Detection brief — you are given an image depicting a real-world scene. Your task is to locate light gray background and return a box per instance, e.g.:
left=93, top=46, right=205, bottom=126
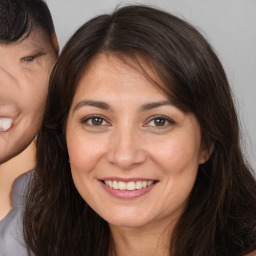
left=46, top=0, right=256, bottom=170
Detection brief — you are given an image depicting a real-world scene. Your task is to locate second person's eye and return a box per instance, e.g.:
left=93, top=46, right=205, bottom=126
left=21, top=56, right=35, bottom=62
left=20, top=52, right=46, bottom=63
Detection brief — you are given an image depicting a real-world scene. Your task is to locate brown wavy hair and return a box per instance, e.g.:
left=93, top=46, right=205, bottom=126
left=24, top=5, right=256, bottom=256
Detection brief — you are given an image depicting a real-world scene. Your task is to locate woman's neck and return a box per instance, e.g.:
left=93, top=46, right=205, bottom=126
left=0, top=141, right=36, bottom=220
left=108, top=220, right=174, bottom=256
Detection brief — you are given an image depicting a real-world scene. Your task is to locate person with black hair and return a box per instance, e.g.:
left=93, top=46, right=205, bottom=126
left=25, top=5, right=256, bottom=256
left=0, top=0, right=58, bottom=254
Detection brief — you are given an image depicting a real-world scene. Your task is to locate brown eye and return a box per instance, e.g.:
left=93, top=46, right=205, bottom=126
left=91, top=117, right=103, bottom=125
left=154, top=118, right=166, bottom=126
left=145, top=115, right=175, bottom=128
left=82, top=116, right=109, bottom=126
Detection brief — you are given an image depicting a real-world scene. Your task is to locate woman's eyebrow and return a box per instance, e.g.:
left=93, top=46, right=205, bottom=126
left=19, top=41, right=46, bottom=51
left=139, top=101, right=174, bottom=112
left=73, top=100, right=174, bottom=113
left=73, top=100, right=111, bottom=113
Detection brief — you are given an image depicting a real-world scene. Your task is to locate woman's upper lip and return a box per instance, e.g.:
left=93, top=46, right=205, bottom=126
left=0, top=109, right=21, bottom=122
left=0, top=106, right=20, bottom=118
left=99, top=177, right=158, bottom=182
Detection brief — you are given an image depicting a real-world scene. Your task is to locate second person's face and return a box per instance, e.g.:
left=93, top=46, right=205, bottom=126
left=66, top=54, right=209, bottom=232
left=0, top=28, right=57, bottom=163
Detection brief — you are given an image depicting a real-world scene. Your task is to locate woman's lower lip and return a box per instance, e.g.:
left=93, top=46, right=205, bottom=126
left=101, top=182, right=156, bottom=199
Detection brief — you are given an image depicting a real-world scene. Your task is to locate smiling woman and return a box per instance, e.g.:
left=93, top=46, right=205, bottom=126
left=24, top=4, right=256, bottom=256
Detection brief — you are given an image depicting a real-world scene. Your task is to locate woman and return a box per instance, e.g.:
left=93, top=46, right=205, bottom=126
left=24, top=5, right=256, bottom=256
left=0, top=0, right=58, bottom=254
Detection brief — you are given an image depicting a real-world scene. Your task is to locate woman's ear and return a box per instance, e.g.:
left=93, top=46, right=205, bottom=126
left=199, top=140, right=214, bottom=164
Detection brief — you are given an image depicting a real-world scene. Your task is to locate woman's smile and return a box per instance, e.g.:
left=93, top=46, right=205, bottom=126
left=100, top=178, right=158, bottom=199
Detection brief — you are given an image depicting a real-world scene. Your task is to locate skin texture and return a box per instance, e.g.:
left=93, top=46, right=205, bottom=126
left=66, top=54, right=211, bottom=256
left=0, top=28, right=57, bottom=164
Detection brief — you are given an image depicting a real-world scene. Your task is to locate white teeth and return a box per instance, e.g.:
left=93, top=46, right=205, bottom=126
left=108, top=180, right=113, bottom=188
left=113, top=180, right=118, bottom=189
left=135, top=181, right=143, bottom=189
left=104, top=180, right=155, bottom=191
left=118, top=181, right=126, bottom=190
left=127, top=181, right=135, bottom=191
left=0, top=118, right=13, bottom=132
left=142, top=181, right=147, bottom=188
left=147, top=181, right=154, bottom=186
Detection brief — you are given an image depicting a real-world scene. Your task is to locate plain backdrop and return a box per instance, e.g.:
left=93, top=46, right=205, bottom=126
left=45, top=0, right=256, bottom=170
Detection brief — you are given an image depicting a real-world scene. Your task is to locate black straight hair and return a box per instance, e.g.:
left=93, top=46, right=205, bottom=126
left=0, top=0, right=57, bottom=51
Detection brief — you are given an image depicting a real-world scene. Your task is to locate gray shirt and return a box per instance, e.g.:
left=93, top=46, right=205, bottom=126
left=0, top=172, right=30, bottom=256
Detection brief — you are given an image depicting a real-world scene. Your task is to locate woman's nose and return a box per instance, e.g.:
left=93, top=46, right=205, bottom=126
left=106, top=126, right=147, bottom=170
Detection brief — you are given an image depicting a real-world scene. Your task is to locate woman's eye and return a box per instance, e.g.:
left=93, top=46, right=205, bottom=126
left=20, top=52, right=45, bottom=63
left=21, top=56, right=35, bottom=62
left=152, top=117, right=166, bottom=126
left=83, top=116, right=109, bottom=126
left=146, top=116, right=174, bottom=128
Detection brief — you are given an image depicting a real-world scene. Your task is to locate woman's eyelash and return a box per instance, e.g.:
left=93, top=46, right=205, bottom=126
left=144, top=115, right=176, bottom=127
left=20, top=52, right=46, bottom=62
left=21, top=56, right=35, bottom=62
left=81, top=115, right=109, bottom=126
left=81, top=115, right=175, bottom=128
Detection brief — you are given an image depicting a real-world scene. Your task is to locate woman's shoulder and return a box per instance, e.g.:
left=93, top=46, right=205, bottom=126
left=0, top=205, right=27, bottom=255
left=0, top=171, right=32, bottom=255
left=11, top=170, right=33, bottom=207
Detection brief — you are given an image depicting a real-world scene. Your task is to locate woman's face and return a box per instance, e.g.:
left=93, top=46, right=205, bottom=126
left=66, top=54, right=209, bottom=230
left=0, top=28, right=57, bottom=163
